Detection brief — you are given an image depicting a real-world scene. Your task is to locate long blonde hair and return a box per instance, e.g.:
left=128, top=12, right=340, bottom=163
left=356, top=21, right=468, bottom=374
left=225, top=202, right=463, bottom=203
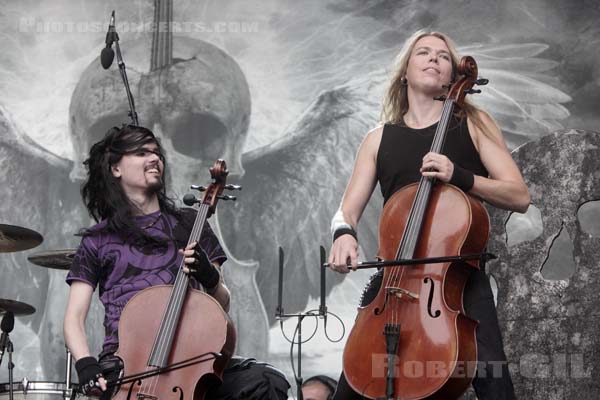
left=380, top=30, right=497, bottom=141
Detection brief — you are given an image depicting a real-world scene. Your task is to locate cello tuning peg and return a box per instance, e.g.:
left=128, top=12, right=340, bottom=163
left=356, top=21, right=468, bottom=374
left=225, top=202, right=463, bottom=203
left=190, top=185, right=206, bottom=192
left=475, top=78, right=489, bottom=86
left=441, top=83, right=452, bottom=90
left=433, top=95, right=447, bottom=101
left=217, top=195, right=237, bottom=201
left=465, top=89, right=482, bottom=94
left=224, top=184, right=242, bottom=191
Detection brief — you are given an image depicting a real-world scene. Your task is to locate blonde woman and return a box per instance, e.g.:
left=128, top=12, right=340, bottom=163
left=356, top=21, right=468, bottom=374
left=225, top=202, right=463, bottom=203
left=328, top=30, right=529, bottom=400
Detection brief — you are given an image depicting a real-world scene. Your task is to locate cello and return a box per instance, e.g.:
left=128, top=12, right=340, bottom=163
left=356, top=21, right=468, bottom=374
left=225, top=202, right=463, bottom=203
left=342, top=56, right=489, bottom=399
left=109, top=160, right=236, bottom=400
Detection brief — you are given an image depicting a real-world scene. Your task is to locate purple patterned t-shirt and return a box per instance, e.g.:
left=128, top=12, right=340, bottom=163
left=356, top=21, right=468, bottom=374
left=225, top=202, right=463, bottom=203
left=66, top=208, right=226, bottom=358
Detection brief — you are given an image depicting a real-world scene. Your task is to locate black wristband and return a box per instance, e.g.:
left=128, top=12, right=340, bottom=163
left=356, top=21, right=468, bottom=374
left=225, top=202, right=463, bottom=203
left=333, top=226, right=357, bottom=242
left=449, top=163, right=475, bottom=192
left=190, top=245, right=220, bottom=290
left=75, top=356, right=104, bottom=395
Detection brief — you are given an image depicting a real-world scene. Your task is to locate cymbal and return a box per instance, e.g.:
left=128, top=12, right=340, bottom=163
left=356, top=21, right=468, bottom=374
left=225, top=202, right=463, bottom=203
left=0, top=224, right=43, bottom=253
left=0, top=299, right=36, bottom=316
left=27, top=249, right=77, bottom=270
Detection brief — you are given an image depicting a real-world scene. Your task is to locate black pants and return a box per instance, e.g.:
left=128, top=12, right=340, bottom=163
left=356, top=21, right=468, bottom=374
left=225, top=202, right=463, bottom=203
left=98, top=355, right=290, bottom=400
left=206, top=357, right=290, bottom=400
left=332, top=268, right=516, bottom=400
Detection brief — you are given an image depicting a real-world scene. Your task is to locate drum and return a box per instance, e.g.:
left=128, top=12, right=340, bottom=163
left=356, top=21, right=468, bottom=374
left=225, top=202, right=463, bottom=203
left=0, top=381, right=74, bottom=400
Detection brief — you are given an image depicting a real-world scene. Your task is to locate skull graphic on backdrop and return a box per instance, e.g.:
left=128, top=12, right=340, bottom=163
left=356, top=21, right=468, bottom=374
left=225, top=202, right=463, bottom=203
left=69, top=36, right=250, bottom=182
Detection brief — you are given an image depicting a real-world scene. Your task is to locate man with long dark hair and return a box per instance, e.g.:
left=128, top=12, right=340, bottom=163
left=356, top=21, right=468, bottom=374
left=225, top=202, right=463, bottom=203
left=63, top=125, right=289, bottom=399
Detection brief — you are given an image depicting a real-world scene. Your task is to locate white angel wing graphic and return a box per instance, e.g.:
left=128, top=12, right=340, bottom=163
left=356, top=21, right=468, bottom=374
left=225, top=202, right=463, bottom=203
left=219, top=73, right=386, bottom=320
left=463, top=43, right=572, bottom=148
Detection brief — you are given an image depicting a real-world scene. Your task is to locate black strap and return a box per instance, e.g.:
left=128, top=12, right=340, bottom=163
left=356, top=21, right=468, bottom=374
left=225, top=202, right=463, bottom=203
left=450, top=163, right=475, bottom=192
left=333, top=227, right=357, bottom=242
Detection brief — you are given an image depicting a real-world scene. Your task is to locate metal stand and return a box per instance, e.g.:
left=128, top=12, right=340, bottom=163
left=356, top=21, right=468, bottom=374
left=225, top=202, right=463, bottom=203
left=101, top=11, right=139, bottom=126
left=7, top=338, right=14, bottom=400
left=114, top=38, right=139, bottom=125
left=276, top=247, right=331, bottom=400
left=276, top=311, right=316, bottom=400
left=297, top=318, right=303, bottom=400
left=65, top=346, right=73, bottom=400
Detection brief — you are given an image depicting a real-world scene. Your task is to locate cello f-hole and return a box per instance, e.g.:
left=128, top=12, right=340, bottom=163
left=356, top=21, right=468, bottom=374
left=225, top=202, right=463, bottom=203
left=173, top=386, right=184, bottom=400
left=424, top=277, right=441, bottom=318
left=374, top=287, right=393, bottom=315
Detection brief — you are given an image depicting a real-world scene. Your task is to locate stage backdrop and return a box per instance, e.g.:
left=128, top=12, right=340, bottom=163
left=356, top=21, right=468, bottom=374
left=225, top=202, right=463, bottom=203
left=1, top=0, right=599, bottom=398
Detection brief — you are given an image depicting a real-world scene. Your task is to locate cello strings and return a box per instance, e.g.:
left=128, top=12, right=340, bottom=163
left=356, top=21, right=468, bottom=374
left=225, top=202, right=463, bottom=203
left=153, top=203, right=208, bottom=394
left=137, top=212, right=200, bottom=397
left=146, top=204, right=206, bottom=396
left=144, top=203, right=209, bottom=396
left=387, top=98, right=454, bottom=330
left=388, top=174, right=426, bottom=325
left=389, top=99, right=450, bottom=275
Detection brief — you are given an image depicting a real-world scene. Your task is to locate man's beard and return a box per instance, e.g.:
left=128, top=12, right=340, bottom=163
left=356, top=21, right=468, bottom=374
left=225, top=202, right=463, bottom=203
left=146, top=176, right=164, bottom=195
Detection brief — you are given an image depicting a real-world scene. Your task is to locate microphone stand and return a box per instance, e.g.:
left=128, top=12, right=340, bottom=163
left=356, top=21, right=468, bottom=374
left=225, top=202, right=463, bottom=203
left=275, top=247, right=329, bottom=400
left=103, top=10, right=139, bottom=125
left=0, top=311, right=15, bottom=400
left=7, top=339, right=13, bottom=400
left=114, top=36, right=139, bottom=125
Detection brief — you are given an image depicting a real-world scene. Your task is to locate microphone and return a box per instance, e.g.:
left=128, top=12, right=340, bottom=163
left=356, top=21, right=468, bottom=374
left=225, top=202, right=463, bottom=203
left=0, top=312, right=15, bottom=366
left=100, top=10, right=118, bottom=69
left=183, top=193, right=198, bottom=206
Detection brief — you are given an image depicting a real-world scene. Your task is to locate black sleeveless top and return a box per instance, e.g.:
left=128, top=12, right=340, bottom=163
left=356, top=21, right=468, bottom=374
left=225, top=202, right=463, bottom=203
left=376, top=115, right=488, bottom=204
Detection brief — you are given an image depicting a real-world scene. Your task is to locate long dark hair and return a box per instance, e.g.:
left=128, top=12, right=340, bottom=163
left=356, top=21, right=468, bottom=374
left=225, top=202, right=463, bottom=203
left=80, top=124, right=181, bottom=241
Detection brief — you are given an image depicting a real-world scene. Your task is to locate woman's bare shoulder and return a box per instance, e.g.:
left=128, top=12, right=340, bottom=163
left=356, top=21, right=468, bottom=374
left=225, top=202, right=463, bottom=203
left=467, top=109, right=505, bottom=150
left=365, top=124, right=384, bottom=143
left=361, top=124, right=385, bottom=156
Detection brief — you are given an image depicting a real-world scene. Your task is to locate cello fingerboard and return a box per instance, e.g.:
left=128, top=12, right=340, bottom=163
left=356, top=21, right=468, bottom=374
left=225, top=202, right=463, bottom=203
left=147, top=203, right=210, bottom=367
left=396, top=99, right=455, bottom=261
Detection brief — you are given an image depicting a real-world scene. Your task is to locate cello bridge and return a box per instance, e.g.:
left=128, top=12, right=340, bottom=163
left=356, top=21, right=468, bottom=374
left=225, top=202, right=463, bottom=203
left=386, top=286, right=419, bottom=300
